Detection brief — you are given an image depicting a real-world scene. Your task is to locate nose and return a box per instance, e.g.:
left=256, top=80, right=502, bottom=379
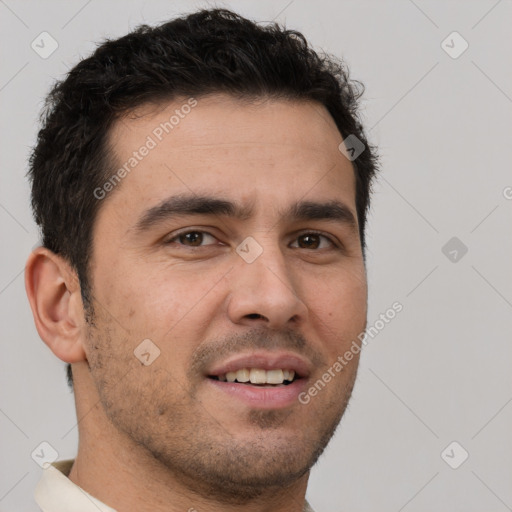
left=226, top=242, right=308, bottom=330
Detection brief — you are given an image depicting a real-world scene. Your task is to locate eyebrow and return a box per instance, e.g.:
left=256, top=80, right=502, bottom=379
left=134, top=194, right=357, bottom=234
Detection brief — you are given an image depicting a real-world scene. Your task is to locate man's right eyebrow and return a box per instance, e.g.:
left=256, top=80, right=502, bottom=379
left=133, top=194, right=253, bottom=233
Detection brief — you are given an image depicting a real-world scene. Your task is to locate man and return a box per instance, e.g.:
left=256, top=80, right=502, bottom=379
left=25, top=8, right=378, bottom=512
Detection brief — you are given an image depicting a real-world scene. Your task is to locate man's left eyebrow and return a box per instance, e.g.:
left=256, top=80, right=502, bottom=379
left=285, top=200, right=357, bottom=230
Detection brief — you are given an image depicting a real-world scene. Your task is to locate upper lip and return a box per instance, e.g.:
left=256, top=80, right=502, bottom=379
left=206, top=351, right=312, bottom=379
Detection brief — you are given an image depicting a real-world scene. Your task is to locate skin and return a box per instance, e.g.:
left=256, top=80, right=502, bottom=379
left=26, top=95, right=368, bottom=512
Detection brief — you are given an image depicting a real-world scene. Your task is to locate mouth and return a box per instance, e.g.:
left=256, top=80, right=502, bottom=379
left=208, top=368, right=299, bottom=387
left=204, top=352, right=310, bottom=409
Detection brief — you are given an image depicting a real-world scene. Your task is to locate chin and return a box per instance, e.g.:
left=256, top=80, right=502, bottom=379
left=148, top=414, right=337, bottom=504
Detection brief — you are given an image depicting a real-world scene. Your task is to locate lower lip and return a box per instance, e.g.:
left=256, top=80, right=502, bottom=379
left=206, top=378, right=307, bottom=409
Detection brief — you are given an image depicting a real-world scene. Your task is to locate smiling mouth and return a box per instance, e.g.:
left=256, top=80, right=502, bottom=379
left=208, top=368, right=298, bottom=387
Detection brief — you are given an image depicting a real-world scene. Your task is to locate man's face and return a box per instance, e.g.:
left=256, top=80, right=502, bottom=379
left=84, top=95, right=367, bottom=499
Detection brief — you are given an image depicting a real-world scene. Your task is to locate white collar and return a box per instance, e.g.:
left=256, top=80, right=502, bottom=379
left=35, top=459, right=117, bottom=512
left=35, top=459, right=316, bottom=512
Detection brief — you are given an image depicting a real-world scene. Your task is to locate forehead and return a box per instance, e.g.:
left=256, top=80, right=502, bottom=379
left=102, top=95, right=356, bottom=227
left=111, top=94, right=342, bottom=150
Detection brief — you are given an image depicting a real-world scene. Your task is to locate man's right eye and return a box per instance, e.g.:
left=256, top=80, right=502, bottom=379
left=165, top=230, right=218, bottom=247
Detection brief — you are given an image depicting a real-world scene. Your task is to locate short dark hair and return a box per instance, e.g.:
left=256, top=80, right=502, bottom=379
left=28, top=8, right=378, bottom=390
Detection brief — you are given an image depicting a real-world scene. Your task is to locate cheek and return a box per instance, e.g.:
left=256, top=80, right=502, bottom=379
left=144, top=268, right=225, bottom=327
left=96, top=262, right=205, bottom=329
left=306, top=269, right=367, bottom=347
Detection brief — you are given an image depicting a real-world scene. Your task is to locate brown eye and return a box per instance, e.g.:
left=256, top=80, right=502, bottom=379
left=179, top=231, right=204, bottom=246
left=292, top=233, right=334, bottom=250
left=298, top=234, right=320, bottom=249
left=166, top=230, right=217, bottom=247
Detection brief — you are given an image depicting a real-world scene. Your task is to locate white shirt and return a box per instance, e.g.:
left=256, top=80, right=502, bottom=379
left=35, top=459, right=316, bottom=512
left=35, top=460, right=116, bottom=512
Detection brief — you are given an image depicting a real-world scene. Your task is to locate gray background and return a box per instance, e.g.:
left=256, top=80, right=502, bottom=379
left=1, top=1, right=511, bottom=511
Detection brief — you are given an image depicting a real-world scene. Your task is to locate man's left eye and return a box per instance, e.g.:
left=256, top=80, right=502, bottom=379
left=290, top=233, right=335, bottom=250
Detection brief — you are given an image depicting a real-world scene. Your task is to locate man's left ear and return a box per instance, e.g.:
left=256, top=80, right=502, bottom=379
left=25, top=247, right=87, bottom=363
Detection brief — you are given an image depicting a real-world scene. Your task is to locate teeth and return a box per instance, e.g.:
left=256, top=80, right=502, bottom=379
left=216, top=368, right=296, bottom=385
left=249, top=368, right=267, bottom=384
left=266, top=369, right=284, bottom=384
left=236, top=368, right=250, bottom=382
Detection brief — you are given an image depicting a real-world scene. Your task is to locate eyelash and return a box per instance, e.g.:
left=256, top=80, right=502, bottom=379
left=164, top=229, right=339, bottom=250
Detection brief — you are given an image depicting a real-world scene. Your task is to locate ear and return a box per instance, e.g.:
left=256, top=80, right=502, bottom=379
left=25, top=247, right=87, bottom=363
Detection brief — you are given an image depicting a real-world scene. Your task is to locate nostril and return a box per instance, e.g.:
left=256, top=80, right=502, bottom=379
left=247, top=313, right=264, bottom=319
